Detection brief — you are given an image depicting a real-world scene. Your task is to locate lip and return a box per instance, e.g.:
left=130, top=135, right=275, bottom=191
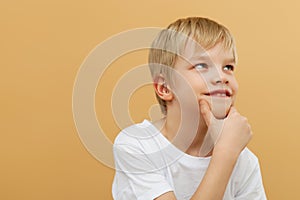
left=204, top=89, right=232, bottom=97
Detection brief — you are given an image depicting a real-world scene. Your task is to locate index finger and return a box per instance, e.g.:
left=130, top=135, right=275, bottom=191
left=227, top=106, right=238, bottom=116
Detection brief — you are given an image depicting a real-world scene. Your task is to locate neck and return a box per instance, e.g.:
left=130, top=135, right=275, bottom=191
left=155, top=102, right=209, bottom=157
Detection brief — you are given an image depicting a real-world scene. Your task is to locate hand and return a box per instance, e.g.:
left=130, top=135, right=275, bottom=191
left=199, top=100, right=252, bottom=157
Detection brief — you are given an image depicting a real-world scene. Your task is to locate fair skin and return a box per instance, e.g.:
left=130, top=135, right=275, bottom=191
left=153, top=41, right=252, bottom=200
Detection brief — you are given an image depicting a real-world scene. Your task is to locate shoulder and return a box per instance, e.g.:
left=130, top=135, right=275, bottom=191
left=113, top=122, right=146, bottom=155
left=114, top=123, right=143, bottom=145
left=232, top=147, right=262, bottom=184
left=113, top=120, right=170, bottom=174
left=234, top=147, right=260, bottom=173
left=113, top=119, right=163, bottom=153
left=114, top=120, right=152, bottom=142
left=230, top=149, right=267, bottom=198
left=239, top=147, right=259, bottom=165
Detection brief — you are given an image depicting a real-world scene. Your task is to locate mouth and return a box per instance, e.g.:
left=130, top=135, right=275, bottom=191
left=204, top=89, right=232, bottom=98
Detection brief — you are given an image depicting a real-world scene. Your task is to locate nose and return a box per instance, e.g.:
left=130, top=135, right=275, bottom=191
left=212, top=70, right=229, bottom=85
left=213, top=76, right=229, bottom=84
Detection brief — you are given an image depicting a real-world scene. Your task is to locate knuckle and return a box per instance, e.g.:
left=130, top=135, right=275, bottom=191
left=249, top=130, right=253, bottom=137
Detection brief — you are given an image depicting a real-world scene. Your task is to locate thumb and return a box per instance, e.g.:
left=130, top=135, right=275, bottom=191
left=227, top=105, right=237, bottom=117
left=200, top=100, right=214, bottom=127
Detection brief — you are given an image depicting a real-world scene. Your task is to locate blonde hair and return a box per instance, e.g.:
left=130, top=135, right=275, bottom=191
left=148, top=17, right=237, bottom=115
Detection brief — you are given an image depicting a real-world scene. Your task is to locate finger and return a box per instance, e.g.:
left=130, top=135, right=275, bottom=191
left=227, top=106, right=238, bottom=116
left=200, top=100, right=214, bottom=126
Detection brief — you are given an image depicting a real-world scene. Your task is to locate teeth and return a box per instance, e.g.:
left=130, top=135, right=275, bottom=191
left=213, top=93, right=226, bottom=97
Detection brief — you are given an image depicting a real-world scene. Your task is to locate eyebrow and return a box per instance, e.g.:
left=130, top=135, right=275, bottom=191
left=224, top=58, right=236, bottom=63
left=188, top=55, right=236, bottom=64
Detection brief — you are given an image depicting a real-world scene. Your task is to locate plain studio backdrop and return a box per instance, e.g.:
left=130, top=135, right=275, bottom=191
left=1, top=0, right=299, bottom=199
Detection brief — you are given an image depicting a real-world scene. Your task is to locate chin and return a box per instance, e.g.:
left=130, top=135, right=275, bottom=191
left=210, top=98, right=232, bottom=119
left=212, top=110, right=229, bottom=119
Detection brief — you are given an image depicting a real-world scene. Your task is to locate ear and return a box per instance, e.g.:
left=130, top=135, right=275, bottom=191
left=153, top=75, right=173, bottom=101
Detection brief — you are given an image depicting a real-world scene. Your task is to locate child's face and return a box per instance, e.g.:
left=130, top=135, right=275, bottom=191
left=171, top=41, right=238, bottom=119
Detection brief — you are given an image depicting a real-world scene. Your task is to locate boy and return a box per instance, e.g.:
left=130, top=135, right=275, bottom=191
left=112, top=17, right=267, bottom=200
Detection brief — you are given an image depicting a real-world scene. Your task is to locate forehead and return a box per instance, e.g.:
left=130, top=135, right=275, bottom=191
left=177, top=40, right=235, bottom=65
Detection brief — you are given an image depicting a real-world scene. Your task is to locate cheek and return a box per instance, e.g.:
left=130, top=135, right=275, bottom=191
left=231, top=78, right=239, bottom=93
left=173, top=72, right=207, bottom=96
left=170, top=77, right=199, bottom=103
left=191, top=75, right=209, bottom=94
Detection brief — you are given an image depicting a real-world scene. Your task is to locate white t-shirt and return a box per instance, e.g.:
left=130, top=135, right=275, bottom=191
left=112, top=119, right=267, bottom=200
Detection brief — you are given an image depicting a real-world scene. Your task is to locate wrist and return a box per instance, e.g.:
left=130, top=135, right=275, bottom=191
left=213, top=144, right=241, bottom=162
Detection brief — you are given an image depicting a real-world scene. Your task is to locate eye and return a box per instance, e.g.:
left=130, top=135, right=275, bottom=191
left=223, top=65, right=235, bottom=71
left=193, top=63, right=208, bottom=71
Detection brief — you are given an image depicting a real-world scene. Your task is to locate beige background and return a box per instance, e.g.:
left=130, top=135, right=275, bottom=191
left=1, top=0, right=300, bottom=199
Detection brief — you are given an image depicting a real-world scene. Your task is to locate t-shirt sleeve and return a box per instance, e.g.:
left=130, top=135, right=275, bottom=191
left=112, top=132, right=173, bottom=200
left=234, top=148, right=267, bottom=200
